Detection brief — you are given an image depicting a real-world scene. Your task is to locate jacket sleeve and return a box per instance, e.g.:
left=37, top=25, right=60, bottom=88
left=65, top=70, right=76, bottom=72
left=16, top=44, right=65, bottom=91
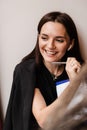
left=3, top=60, right=36, bottom=130
left=3, top=66, right=20, bottom=130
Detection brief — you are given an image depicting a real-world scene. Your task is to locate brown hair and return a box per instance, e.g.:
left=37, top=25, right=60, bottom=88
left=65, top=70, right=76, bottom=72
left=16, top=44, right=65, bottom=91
left=22, top=11, right=84, bottom=65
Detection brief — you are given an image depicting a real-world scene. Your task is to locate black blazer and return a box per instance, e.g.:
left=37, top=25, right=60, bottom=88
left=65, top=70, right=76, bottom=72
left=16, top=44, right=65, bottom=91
left=3, top=59, right=36, bottom=130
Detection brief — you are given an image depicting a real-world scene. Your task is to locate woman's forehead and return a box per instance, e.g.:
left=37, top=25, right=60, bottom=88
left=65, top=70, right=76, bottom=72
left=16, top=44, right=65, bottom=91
left=40, top=21, right=69, bottom=39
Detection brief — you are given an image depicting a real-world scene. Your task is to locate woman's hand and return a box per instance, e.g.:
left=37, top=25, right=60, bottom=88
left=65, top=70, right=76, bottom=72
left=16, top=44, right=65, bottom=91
left=65, top=57, right=81, bottom=81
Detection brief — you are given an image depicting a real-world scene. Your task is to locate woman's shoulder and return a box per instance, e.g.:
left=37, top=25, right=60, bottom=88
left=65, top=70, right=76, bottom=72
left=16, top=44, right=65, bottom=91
left=14, top=58, right=36, bottom=74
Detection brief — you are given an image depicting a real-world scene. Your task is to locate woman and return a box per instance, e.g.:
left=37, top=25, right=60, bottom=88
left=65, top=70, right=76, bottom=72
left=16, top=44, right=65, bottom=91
left=3, top=11, right=86, bottom=130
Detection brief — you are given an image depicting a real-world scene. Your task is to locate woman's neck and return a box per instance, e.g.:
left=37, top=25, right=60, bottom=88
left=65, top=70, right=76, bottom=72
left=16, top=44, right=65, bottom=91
left=43, top=61, right=64, bottom=78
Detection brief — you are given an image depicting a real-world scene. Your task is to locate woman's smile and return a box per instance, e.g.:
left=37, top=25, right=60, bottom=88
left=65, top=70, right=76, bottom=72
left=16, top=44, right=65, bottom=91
left=44, top=49, right=57, bottom=56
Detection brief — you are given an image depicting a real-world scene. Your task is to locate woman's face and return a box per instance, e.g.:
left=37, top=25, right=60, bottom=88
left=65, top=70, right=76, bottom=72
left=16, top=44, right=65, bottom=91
left=39, top=21, right=71, bottom=63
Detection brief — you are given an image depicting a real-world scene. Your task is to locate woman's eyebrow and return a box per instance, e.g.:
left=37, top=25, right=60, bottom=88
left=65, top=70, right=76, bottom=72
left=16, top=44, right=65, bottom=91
left=56, top=36, right=66, bottom=39
left=40, top=33, right=48, bottom=36
left=41, top=34, right=65, bottom=38
left=40, top=34, right=67, bottom=39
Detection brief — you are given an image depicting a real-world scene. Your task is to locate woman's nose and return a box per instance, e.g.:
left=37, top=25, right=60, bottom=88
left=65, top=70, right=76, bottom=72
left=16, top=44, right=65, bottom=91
left=47, top=39, right=56, bottom=49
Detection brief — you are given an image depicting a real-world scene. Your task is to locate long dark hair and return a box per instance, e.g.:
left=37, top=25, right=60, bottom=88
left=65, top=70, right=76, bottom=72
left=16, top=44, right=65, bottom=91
left=22, top=11, right=84, bottom=65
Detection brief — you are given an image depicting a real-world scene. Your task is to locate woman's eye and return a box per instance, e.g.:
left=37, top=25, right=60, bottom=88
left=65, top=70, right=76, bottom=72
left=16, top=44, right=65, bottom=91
left=56, top=39, right=64, bottom=43
left=41, top=36, right=48, bottom=41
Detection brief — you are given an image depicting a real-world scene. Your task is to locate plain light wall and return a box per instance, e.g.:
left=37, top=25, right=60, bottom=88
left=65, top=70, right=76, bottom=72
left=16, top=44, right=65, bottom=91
left=1, top=0, right=87, bottom=117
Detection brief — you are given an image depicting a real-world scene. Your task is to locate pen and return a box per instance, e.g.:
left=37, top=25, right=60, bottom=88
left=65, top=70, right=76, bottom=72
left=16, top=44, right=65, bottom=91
left=51, top=62, right=66, bottom=65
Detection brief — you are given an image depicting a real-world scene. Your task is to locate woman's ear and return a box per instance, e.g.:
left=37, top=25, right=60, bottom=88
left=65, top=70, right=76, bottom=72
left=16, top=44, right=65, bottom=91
left=67, top=39, right=74, bottom=51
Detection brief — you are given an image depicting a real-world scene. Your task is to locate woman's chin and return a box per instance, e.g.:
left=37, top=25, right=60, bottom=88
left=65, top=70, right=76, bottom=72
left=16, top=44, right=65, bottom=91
left=44, top=59, right=57, bottom=63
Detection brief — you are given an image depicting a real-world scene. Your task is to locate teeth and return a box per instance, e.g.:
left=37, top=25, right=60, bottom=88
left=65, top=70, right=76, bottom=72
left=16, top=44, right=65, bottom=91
left=46, top=50, right=56, bottom=55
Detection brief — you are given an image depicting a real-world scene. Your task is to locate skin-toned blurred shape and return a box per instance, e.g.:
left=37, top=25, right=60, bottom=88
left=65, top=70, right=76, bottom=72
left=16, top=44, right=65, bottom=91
left=39, top=62, right=87, bottom=130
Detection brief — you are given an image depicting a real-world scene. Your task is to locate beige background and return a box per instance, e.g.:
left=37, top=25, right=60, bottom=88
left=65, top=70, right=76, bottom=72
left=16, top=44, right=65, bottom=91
left=0, top=0, right=87, bottom=117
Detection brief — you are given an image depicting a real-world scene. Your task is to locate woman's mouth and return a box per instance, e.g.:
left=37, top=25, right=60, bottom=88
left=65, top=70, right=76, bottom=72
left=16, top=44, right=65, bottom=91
left=45, top=49, right=57, bottom=56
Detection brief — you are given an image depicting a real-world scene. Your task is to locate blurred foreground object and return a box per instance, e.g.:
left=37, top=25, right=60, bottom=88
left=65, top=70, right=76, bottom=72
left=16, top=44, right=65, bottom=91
left=39, top=62, right=87, bottom=130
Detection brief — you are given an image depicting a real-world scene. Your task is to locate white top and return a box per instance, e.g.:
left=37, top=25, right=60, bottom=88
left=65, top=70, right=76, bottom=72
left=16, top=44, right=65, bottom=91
left=56, top=79, right=70, bottom=97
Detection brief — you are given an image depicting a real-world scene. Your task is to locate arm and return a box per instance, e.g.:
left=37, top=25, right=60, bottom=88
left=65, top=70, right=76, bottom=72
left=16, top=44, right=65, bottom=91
left=32, top=59, right=87, bottom=130
left=32, top=78, right=82, bottom=129
left=3, top=60, right=36, bottom=130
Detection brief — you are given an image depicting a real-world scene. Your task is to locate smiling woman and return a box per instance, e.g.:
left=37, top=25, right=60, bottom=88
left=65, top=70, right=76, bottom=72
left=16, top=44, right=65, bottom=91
left=3, top=11, right=86, bottom=130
